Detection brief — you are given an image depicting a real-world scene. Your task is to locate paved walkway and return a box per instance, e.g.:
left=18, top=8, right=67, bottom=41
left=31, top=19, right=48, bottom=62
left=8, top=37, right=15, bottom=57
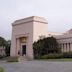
left=0, top=61, right=72, bottom=72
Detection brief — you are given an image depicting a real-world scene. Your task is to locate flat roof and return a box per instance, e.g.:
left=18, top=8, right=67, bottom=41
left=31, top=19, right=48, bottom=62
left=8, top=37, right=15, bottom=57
left=12, top=16, right=48, bottom=26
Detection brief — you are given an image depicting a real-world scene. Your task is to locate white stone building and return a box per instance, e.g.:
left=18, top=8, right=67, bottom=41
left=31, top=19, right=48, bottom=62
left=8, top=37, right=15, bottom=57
left=11, top=16, right=48, bottom=59
left=11, top=16, right=72, bottom=59
left=54, top=29, right=72, bottom=53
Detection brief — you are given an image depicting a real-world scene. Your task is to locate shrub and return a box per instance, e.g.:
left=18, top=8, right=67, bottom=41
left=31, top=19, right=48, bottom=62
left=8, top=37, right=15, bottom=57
left=40, top=53, right=63, bottom=59
left=0, top=55, right=6, bottom=59
left=7, top=56, right=19, bottom=62
left=63, top=52, right=72, bottom=58
left=35, top=52, right=72, bottom=59
left=0, top=56, right=4, bottom=59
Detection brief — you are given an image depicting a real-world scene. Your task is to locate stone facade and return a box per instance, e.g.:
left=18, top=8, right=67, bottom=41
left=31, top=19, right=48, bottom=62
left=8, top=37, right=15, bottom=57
left=54, top=29, right=72, bottom=52
left=11, top=16, right=72, bottom=59
left=11, top=16, right=48, bottom=59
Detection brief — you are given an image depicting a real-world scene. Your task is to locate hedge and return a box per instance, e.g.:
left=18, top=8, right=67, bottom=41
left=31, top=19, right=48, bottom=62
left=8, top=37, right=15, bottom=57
left=40, top=53, right=63, bottom=59
left=36, top=52, right=72, bottom=59
left=63, top=52, right=72, bottom=58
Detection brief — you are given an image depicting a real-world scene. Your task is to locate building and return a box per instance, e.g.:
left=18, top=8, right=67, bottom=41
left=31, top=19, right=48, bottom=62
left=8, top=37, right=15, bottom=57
left=11, top=16, right=72, bottom=59
left=54, top=29, right=72, bottom=52
left=11, top=16, right=48, bottom=59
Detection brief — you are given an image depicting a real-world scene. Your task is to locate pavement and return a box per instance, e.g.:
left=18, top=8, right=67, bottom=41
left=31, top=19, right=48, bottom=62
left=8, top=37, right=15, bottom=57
left=0, top=61, right=72, bottom=72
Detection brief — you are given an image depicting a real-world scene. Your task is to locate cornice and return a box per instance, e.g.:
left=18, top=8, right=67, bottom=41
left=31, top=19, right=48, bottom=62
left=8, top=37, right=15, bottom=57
left=12, top=16, right=48, bottom=26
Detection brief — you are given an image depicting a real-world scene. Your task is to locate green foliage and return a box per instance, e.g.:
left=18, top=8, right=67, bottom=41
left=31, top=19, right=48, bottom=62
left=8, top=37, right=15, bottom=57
left=0, top=37, right=7, bottom=46
left=33, top=36, right=60, bottom=59
left=5, top=40, right=11, bottom=56
left=0, top=55, right=5, bottom=59
left=63, top=52, right=72, bottom=58
left=0, top=67, right=4, bottom=72
left=40, top=53, right=63, bottom=59
left=0, top=36, right=11, bottom=56
left=37, top=52, right=72, bottom=59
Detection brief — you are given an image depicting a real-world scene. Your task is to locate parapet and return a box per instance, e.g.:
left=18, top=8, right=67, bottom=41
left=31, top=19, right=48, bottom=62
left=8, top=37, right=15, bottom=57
left=12, top=16, right=48, bottom=26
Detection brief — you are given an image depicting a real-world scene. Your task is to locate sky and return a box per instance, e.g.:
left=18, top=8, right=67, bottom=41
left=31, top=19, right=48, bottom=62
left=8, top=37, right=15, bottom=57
left=0, top=0, right=72, bottom=40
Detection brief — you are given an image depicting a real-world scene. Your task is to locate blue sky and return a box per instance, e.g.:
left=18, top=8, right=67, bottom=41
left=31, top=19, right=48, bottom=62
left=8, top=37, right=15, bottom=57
left=0, top=0, right=72, bottom=40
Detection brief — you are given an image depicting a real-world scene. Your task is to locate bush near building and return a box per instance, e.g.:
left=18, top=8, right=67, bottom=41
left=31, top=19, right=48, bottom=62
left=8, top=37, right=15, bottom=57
left=37, top=52, right=72, bottom=59
left=63, top=52, right=72, bottom=58
left=40, top=53, right=63, bottom=59
left=33, top=37, right=61, bottom=59
left=33, top=36, right=72, bottom=59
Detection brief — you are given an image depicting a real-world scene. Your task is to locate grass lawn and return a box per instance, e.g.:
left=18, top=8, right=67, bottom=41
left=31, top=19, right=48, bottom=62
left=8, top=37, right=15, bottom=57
left=37, top=58, right=72, bottom=61
left=0, top=67, right=4, bottom=72
left=47, top=58, right=72, bottom=61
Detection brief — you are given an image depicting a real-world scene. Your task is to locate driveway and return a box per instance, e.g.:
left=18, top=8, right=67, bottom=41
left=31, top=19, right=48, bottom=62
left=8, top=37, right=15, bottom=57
left=0, top=61, right=72, bottom=72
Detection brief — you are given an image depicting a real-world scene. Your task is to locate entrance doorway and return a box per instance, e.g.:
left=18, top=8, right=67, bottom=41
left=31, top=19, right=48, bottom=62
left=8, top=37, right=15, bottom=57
left=22, top=45, right=26, bottom=56
left=20, top=37, right=27, bottom=56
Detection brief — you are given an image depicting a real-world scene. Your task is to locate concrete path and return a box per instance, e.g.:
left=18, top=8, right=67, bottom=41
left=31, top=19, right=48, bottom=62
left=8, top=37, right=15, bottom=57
left=0, top=61, right=72, bottom=72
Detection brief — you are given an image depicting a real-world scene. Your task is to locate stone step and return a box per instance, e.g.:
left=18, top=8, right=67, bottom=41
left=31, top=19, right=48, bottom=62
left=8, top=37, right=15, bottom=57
left=18, top=56, right=28, bottom=61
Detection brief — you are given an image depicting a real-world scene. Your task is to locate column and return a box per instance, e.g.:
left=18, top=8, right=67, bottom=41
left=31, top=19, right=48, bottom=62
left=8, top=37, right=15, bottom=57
left=63, top=43, right=66, bottom=52
left=69, top=43, right=71, bottom=52
left=70, top=43, right=72, bottom=52
left=16, top=38, right=20, bottom=56
left=66, top=43, right=67, bottom=52
left=11, top=36, right=17, bottom=56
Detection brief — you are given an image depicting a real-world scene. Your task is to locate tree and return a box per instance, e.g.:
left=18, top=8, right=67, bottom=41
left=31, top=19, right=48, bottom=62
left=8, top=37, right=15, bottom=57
left=33, top=36, right=60, bottom=58
left=33, top=39, right=45, bottom=58
left=0, top=37, right=7, bottom=56
left=5, top=40, right=11, bottom=56
left=0, top=37, right=11, bottom=56
left=0, top=37, right=7, bottom=46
